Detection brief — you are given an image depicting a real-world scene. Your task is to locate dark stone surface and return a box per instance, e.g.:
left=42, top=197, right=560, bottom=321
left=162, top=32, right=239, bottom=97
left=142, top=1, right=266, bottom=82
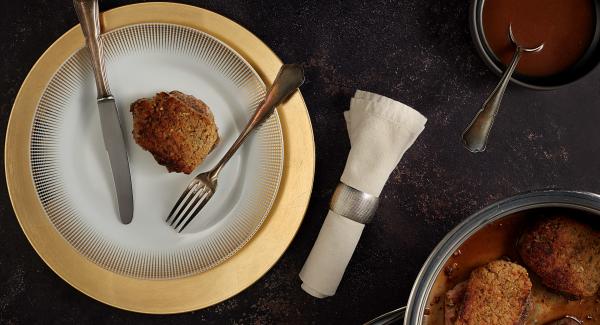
left=1, top=0, right=600, bottom=324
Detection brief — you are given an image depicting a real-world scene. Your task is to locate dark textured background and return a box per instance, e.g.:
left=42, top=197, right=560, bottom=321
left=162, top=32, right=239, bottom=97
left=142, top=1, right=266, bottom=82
left=2, top=0, right=600, bottom=324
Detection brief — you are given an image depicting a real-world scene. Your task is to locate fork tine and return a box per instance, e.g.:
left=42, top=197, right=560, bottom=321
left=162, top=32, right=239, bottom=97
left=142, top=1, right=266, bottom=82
left=177, top=190, right=213, bottom=233
left=166, top=181, right=199, bottom=223
left=173, top=186, right=209, bottom=230
left=167, top=182, right=201, bottom=225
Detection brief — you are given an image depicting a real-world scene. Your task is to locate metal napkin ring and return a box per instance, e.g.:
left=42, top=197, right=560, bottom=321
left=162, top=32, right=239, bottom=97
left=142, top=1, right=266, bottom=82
left=330, top=182, right=379, bottom=224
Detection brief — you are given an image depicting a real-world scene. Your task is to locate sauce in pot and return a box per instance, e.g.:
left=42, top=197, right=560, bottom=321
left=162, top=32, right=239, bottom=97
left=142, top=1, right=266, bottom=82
left=424, top=209, right=600, bottom=324
left=482, top=0, right=596, bottom=77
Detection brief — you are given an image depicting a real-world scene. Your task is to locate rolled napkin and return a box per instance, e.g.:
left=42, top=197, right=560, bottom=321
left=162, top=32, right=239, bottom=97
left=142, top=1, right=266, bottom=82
left=299, top=90, right=427, bottom=298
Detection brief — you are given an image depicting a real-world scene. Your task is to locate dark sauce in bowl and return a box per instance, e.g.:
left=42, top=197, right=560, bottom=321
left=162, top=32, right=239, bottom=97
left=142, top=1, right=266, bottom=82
left=482, top=0, right=596, bottom=77
left=424, top=208, right=600, bottom=324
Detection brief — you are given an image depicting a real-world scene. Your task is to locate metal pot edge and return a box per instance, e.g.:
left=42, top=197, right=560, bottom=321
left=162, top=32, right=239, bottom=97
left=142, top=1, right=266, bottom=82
left=403, top=189, right=600, bottom=325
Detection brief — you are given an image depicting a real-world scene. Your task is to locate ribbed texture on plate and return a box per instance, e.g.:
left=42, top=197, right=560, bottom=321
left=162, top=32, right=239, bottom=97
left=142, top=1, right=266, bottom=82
left=30, top=24, right=283, bottom=279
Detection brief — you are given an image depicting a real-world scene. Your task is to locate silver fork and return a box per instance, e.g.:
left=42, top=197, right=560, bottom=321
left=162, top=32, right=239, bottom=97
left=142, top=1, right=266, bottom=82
left=166, top=64, right=305, bottom=232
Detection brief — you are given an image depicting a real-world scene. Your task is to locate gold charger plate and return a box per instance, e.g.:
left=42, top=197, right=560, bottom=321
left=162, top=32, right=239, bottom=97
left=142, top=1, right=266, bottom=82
left=5, top=2, right=315, bottom=313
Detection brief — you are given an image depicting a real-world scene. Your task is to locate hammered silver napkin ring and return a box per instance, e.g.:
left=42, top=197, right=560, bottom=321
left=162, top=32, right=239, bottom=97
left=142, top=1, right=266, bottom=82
left=330, top=182, right=379, bottom=224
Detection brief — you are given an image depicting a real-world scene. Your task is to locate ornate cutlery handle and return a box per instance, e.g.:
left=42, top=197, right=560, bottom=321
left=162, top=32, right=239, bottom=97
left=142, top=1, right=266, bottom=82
left=461, top=47, right=523, bottom=152
left=363, top=306, right=406, bottom=325
left=210, top=64, right=305, bottom=178
left=73, top=0, right=111, bottom=98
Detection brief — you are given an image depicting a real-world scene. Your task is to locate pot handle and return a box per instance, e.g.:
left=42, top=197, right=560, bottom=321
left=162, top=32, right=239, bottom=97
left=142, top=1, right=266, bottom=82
left=363, top=306, right=406, bottom=325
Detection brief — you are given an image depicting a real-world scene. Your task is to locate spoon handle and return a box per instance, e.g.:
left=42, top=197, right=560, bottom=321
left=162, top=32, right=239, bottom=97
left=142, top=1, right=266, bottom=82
left=363, top=306, right=406, bottom=325
left=462, top=47, right=523, bottom=152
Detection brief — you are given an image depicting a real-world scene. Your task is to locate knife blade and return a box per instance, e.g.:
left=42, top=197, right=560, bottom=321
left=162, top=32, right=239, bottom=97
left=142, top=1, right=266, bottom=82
left=98, top=96, right=134, bottom=224
left=74, top=0, right=134, bottom=223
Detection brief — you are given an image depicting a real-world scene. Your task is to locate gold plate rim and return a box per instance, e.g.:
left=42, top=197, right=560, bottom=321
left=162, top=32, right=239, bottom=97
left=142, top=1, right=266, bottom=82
left=5, top=2, right=315, bottom=314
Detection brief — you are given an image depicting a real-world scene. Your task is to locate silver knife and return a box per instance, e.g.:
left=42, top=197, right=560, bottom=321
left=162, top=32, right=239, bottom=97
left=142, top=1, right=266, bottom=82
left=73, top=0, right=134, bottom=224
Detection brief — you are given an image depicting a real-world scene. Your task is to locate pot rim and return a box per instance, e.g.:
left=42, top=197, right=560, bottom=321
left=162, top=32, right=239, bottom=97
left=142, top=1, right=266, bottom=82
left=403, top=189, right=600, bottom=325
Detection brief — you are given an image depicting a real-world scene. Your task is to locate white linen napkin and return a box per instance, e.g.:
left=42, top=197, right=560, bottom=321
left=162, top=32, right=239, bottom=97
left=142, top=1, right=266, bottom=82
left=299, top=90, right=427, bottom=298
left=341, top=90, right=427, bottom=196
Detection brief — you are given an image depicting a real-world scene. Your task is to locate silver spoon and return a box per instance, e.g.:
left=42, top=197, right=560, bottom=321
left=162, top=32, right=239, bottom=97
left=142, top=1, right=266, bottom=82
left=363, top=306, right=405, bottom=325
left=462, top=24, right=544, bottom=152
left=363, top=307, right=582, bottom=325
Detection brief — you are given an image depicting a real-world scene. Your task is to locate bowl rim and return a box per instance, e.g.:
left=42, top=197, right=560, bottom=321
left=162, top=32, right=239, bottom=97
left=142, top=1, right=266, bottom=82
left=403, top=189, right=600, bottom=325
left=469, top=0, right=600, bottom=90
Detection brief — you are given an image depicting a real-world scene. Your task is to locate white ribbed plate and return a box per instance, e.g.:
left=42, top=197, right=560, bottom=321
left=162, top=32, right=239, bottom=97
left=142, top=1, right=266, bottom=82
left=29, top=23, right=283, bottom=279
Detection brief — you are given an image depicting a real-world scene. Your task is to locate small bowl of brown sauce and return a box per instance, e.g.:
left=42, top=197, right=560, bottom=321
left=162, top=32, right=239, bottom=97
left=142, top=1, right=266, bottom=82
left=470, top=0, right=600, bottom=89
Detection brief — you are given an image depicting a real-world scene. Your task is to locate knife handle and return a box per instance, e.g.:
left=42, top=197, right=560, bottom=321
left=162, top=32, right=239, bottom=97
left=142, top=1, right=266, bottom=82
left=73, top=0, right=111, bottom=98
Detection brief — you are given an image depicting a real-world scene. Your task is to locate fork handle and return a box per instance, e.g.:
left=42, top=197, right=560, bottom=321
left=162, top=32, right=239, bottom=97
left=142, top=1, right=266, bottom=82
left=210, top=64, right=305, bottom=177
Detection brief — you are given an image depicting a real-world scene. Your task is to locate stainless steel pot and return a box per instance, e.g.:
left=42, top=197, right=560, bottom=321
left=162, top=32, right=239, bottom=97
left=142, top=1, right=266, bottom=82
left=366, top=190, right=600, bottom=325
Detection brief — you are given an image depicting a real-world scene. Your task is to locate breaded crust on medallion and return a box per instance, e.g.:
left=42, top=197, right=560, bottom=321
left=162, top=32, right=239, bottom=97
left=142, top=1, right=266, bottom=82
left=131, top=91, right=219, bottom=174
left=518, top=216, right=600, bottom=298
left=452, top=260, right=532, bottom=325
